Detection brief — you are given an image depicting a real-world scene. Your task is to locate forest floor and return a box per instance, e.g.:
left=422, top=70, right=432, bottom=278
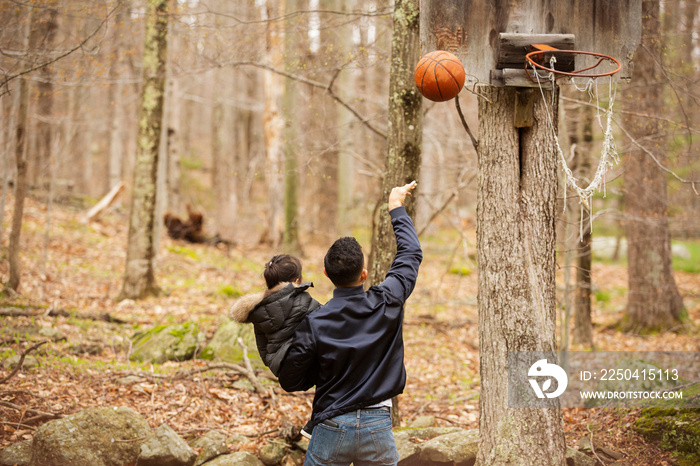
left=1, top=195, right=698, bottom=465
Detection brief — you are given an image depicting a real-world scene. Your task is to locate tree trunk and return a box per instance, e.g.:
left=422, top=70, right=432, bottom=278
left=622, top=0, right=684, bottom=332
left=573, top=104, right=594, bottom=347
left=282, top=0, right=301, bottom=254
left=7, top=6, right=33, bottom=292
left=335, top=0, right=357, bottom=237
left=119, top=0, right=170, bottom=300
left=475, top=86, right=565, bottom=466
left=28, top=7, right=58, bottom=191
left=261, top=0, right=285, bottom=247
left=366, top=0, right=422, bottom=428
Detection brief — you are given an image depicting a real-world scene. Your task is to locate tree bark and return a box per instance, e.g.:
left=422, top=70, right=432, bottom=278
left=261, top=0, right=285, bottom=247
left=282, top=0, right=301, bottom=254
left=366, top=0, right=422, bottom=428
left=622, top=0, right=684, bottom=332
left=28, top=7, right=58, bottom=191
left=573, top=104, right=594, bottom=347
left=119, top=0, right=170, bottom=300
left=7, top=6, right=33, bottom=292
left=475, top=86, right=565, bottom=465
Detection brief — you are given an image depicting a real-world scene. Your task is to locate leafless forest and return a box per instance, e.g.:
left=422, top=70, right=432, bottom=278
left=0, top=0, right=699, bottom=464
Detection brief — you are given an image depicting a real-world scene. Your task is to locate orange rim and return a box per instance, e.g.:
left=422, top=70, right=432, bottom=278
left=525, top=49, right=621, bottom=80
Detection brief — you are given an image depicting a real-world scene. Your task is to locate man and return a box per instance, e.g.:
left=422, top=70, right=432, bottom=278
left=278, top=181, right=422, bottom=466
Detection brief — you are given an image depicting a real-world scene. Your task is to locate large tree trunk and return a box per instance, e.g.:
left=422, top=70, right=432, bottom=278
left=622, top=0, right=684, bottom=332
left=475, top=86, right=565, bottom=466
left=7, top=6, right=33, bottom=292
left=366, top=0, right=422, bottom=427
left=119, top=0, right=170, bottom=300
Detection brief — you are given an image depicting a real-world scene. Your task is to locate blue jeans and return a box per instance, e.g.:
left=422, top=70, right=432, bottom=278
left=304, top=409, right=398, bottom=466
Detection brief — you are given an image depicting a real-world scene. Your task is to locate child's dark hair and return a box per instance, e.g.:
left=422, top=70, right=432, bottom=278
left=324, top=237, right=364, bottom=287
left=264, top=254, right=303, bottom=289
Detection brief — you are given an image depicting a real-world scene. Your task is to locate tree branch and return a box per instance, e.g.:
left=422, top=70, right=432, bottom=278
left=559, top=95, right=700, bottom=195
left=0, top=401, right=63, bottom=422
left=189, top=5, right=393, bottom=26
left=221, top=60, right=387, bottom=140
left=0, top=341, right=47, bottom=385
left=0, top=0, right=124, bottom=97
left=455, top=95, right=479, bottom=152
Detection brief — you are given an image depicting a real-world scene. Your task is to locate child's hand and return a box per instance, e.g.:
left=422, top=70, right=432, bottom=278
left=388, top=181, right=417, bottom=211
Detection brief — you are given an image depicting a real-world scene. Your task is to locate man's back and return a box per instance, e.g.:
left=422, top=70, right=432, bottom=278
left=278, top=182, right=422, bottom=466
left=279, top=204, right=422, bottom=427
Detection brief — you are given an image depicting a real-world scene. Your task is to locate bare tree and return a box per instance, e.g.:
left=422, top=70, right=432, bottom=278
left=7, top=6, right=33, bottom=292
left=366, top=0, right=422, bottom=427
left=261, top=0, right=285, bottom=247
left=119, top=0, right=170, bottom=300
left=622, top=0, right=684, bottom=332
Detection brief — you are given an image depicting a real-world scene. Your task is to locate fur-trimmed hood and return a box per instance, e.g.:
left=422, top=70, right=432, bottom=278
left=229, top=282, right=321, bottom=377
left=229, top=282, right=290, bottom=323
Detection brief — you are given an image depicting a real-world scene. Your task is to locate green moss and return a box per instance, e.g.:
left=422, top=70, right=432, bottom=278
left=219, top=285, right=243, bottom=299
left=634, top=407, right=700, bottom=464
left=448, top=265, right=472, bottom=276
left=167, top=246, right=199, bottom=260
left=595, top=289, right=611, bottom=303
left=672, top=241, right=700, bottom=274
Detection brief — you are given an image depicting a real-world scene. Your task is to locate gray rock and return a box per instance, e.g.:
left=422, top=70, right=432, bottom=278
left=116, top=375, right=145, bottom=385
left=672, top=243, right=691, bottom=259
left=199, top=320, right=263, bottom=368
left=38, top=327, right=64, bottom=341
left=592, top=236, right=627, bottom=260
left=0, top=439, right=32, bottom=466
left=30, top=406, right=150, bottom=466
left=137, top=423, right=196, bottom=466
left=259, top=441, right=287, bottom=465
left=190, top=430, right=228, bottom=466
left=2, top=355, right=38, bottom=370
left=419, top=429, right=478, bottom=466
left=225, top=434, right=249, bottom=447
left=409, top=415, right=436, bottom=428
left=202, top=451, right=265, bottom=466
left=130, top=323, right=205, bottom=364
left=566, top=447, right=597, bottom=466
left=394, top=427, right=463, bottom=466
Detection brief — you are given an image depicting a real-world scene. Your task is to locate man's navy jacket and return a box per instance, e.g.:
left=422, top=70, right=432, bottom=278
left=278, top=206, right=422, bottom=428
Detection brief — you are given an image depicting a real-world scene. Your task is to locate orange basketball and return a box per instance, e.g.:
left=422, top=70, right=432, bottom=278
left=414, top=51, right=466, bottom=102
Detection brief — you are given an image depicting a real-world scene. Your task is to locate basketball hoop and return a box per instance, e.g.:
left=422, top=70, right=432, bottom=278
left=525, top=46, right=622, bottom=236
left=525, top=49, right=621, bottom=81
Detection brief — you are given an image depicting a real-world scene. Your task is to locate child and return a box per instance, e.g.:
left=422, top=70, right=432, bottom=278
left=230, top=254, right=320, bottom=438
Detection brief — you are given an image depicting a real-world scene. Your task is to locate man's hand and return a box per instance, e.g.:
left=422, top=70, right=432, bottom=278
left=388, top=181, right=417, bottom=211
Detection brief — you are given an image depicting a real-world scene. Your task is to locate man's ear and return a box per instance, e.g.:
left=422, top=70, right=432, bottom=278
left=323, top=268, right=328, bottom=278
left=360, top=269, right=368, bottom=282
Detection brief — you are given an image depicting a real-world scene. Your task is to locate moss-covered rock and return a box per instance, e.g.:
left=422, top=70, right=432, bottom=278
left=634, top=407, right=700, bottom=465
left=130, top=322, right=205, bottom=363
left=199, top=320, right=263, bottom=368
left=0, top=439, right=32, bottom=466
left=30, top=406, right=150, bottom=466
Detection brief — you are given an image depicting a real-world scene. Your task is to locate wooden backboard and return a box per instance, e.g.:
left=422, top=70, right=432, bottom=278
left=420, top=0, right=642, bottom=86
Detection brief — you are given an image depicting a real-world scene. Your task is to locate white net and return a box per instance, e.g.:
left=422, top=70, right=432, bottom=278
left=530, top=62, right=620, bottom=238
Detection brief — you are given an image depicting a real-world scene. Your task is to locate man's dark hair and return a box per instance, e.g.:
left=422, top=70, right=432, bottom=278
left=324, top=237, right=364, bottom=287
left=264, top=254, right=303, bottom=289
